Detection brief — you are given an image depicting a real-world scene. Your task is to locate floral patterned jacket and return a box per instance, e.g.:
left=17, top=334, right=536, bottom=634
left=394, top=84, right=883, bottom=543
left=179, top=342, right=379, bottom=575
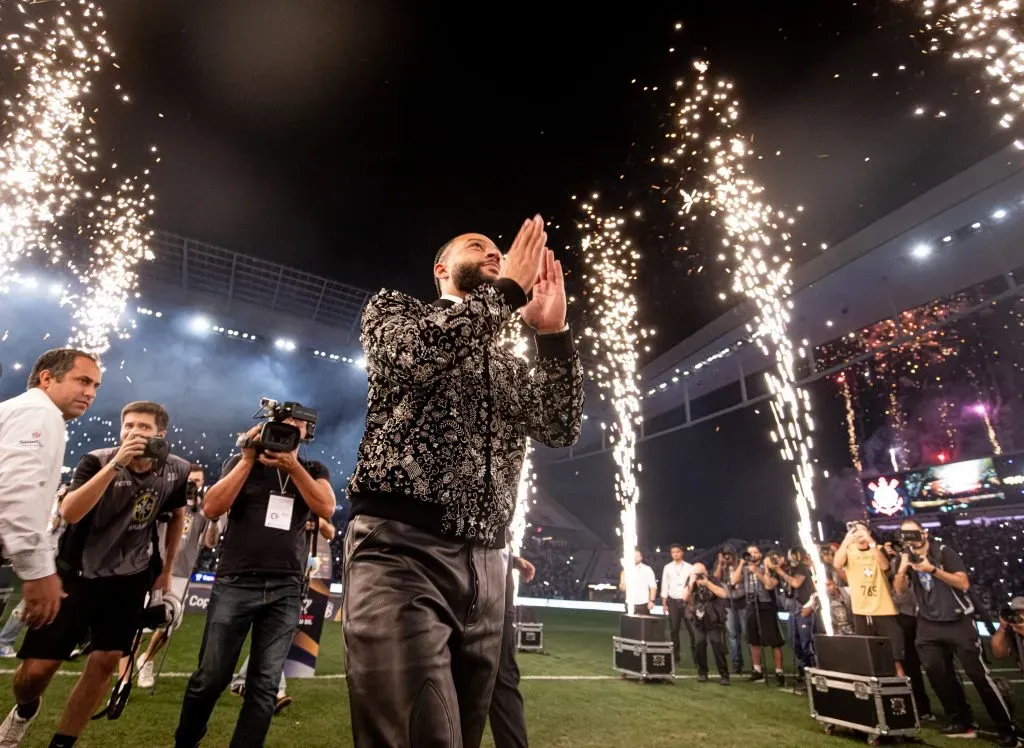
left=347, top=279, right=584, bottom=548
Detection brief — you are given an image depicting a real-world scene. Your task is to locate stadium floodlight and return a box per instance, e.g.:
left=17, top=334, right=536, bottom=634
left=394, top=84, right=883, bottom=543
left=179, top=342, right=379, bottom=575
left=274, top=338, right=296, bottom=352
left=20, top=276, right=38, bottom=290
left=992, top=208, right=1007, bottom=220
left=355, top=356, right=366, bottom=370
left=911, top=243, right=932, bottom=260
left=189, top=315, right=211, bottom=334
left=49, top=283, right=63, bottom=296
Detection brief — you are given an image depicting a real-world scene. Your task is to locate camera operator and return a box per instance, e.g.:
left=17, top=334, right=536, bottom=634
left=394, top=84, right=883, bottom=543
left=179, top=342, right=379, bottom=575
left=730, top=545, right=786, bottom=686
left=893, top=519, right=1017, bottom=745
left=620, top=550, right=657, bottom=615
left=175, top=407, right=335, bottom=748
left=0, top=349, right=100, bottom=633
left=991, top=597, right=1024, bottom=673
left=682, top=563, right=731, bottom=685
left=714, top=546, right=748, bottom=674
left=883, top=537, right=934, bottom=721
left=769, top=549, right=816, bottom=683
left=833, top=521, right=906, bottom=678
left=0, top=401, right=189, bottom=748
left=660, top=544, right=695, bottom=666
left=229, top=517, right=337, bottom=715
left=133, top=464, right=217, bottom=689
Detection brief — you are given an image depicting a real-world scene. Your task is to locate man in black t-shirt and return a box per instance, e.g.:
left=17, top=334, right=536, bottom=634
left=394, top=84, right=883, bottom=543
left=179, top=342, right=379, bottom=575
left=769, top=549, right=816, bottom=683
left=0, top=401, right=189, bottom=748
left=682, top=563, right=731, bottom=685
left=174, top=412, right=335, bottom=748
left=893, top=519, right=1018, bottom=747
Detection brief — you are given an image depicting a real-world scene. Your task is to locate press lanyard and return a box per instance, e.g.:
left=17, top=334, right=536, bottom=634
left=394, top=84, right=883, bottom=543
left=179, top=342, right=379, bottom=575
left=276, top=469, right=291, bottom=495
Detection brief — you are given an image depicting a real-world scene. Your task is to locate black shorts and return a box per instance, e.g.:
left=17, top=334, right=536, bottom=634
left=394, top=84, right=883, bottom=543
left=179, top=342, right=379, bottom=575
left=853, top=614, right=906, bottom=661
left=745, top=604, right=785, bottom=647
left=18, top=570, right=150, bottom=661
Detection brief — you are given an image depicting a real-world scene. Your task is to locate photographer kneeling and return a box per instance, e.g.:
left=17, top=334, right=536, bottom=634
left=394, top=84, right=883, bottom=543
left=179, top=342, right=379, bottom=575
left=682, top=563, right=731, bottom=685
left=893, top=519, right=1018, bottom=746
left=174, top=402, right=335, bottom=748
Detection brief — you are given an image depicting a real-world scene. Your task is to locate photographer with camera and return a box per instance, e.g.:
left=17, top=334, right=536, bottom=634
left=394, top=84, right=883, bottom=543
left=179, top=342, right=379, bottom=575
left=992, top=597, right=1024, bottom=673
left=0, top=401, right=189, bottom=748
left=682, top=563, right=731, bottom=685
left=893, top=519, right=1018, bottom=745
left=882, top=536, right=934, bottom=721
left=714, top=546, right=748, bottom=674
left=730, top=545, right=786, bottom=686
left=660, top=544, right=695, bottom=666
left=132, top=464, right=218, bottom=689
left=175, top=401, right=335, bottom=748
left=833, top=520, right=906, bottom=678
left=769, top=549, right=816, bottom=684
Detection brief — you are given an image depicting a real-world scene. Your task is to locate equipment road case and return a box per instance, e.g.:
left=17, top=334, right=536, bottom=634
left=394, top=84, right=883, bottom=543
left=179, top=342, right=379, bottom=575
left=516, top=622, right=543, bottom=652
left=805, top=667, right=919, bottom=746
left=612, top=636, right=674, bottom=681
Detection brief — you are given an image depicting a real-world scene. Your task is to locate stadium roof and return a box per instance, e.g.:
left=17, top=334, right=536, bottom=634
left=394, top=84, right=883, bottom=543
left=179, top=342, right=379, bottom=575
left=139, top=231, right=372, bottom=349
left=541, top=144, right=1024, bottom=461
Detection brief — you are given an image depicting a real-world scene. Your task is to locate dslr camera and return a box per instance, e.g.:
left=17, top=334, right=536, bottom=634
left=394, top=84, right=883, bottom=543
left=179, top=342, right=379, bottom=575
left=1000, top=607, right=1024, bottom=626
left=693, top=572, right=707, bottom=582
left=239, top=397, right=318, bottom=453
left=892, top=529, right=925, bottom=565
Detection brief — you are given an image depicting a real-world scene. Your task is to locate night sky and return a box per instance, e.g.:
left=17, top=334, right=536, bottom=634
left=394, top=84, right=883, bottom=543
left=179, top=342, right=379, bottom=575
left=2, top=1, right=1019, bottom=548
left=101, top=0, right=1008, bottom=360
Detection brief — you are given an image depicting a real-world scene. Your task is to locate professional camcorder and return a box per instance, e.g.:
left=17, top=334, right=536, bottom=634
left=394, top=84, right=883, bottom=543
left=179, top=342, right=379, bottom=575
left=238, top=397, right=318, bottom=453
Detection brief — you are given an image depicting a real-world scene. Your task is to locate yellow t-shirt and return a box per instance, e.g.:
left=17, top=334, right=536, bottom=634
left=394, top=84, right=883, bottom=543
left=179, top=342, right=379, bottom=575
left=844, top=545, right=897, bottom=616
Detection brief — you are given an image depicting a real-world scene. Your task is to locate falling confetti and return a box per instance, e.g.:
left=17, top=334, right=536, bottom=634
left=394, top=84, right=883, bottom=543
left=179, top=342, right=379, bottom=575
left=665, top=60, right=831, bottom=633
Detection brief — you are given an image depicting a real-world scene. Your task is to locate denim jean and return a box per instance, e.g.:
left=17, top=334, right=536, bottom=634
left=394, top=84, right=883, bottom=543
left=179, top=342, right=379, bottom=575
left=789, top=609, right=817, bottom=674
left=725, top=602, right=748, bottom=670
left=175, top=574, right=301, bottom=748
left=232, top=654, right=286, bottom=697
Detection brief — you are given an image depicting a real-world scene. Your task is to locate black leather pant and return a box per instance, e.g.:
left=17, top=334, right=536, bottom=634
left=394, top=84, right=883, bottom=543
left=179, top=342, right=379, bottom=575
left=343, top=515, right=506, bottom=748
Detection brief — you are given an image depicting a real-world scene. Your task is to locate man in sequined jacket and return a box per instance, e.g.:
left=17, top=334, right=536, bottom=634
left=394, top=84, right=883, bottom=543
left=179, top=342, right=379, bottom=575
left=343, top=215, right=584, bottom=748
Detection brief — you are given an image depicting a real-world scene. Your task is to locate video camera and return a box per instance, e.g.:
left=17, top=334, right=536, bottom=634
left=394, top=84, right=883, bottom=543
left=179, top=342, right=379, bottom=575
left=239, top=398, right=318, bottom=453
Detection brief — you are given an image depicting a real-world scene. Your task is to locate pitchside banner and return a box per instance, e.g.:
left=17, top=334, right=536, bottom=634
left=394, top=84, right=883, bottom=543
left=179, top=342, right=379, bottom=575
left=283, top=578, right=330, bottom=678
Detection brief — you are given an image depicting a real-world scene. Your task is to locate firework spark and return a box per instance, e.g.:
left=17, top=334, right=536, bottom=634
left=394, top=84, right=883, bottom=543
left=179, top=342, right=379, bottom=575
left=497, top=316, right=535, bottom=594
left=838, top=374, right=863, bottom=472
left=2, top=1, right=158, bottom=353
left=578, top=198, right=643, bottom=578
left=908, top=0, right=1024, bottom=142
left=666, top=61, right=831, bottom=632
left=68, top=172, right=155, bottom=353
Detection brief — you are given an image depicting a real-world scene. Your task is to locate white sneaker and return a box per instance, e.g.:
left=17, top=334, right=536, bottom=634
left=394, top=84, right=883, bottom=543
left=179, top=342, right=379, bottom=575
left=0, top=646, right=16, bottom=659
left=0, top=700, right=40, bottom=747
left=137, top=659, right=155, bottom=689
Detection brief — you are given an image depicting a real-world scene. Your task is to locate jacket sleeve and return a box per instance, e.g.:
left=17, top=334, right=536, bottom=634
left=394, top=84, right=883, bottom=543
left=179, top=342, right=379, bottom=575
left=361, top=280, right=526, bottom=388
left=0, top=405, right=63, bottom=581
left=523, top=329, right=585, bottom=448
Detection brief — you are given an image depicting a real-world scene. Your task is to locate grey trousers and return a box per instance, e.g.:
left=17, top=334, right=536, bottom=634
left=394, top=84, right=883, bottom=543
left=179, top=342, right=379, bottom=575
left=343, top=515, right=506, bottom=748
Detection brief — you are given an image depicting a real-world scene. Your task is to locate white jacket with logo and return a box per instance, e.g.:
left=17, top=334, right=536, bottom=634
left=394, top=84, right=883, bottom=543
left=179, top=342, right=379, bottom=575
left=0, top=388, right=67, bottom=580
